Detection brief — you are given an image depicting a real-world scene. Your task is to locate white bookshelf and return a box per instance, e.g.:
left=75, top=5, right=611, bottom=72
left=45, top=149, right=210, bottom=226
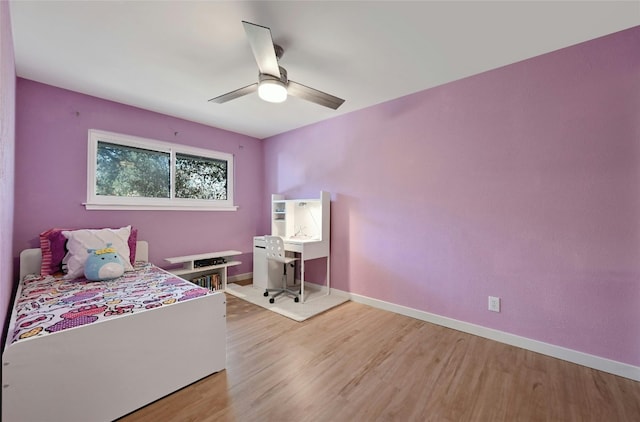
left=165, top=250, right=242, bottom=291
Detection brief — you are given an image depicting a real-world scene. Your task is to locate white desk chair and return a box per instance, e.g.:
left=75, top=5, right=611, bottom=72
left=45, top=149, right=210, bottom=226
left=262, top=235, right=300, bottom=303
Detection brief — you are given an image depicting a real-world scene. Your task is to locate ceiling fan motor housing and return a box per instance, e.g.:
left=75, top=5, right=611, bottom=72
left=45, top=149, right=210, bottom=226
left=274, top=44, right=284, bottom=61
left=259, top=66, right=288, bottom=85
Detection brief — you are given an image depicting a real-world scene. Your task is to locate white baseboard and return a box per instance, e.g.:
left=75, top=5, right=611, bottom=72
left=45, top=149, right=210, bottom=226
left=330, top=288, right=640, bottom=381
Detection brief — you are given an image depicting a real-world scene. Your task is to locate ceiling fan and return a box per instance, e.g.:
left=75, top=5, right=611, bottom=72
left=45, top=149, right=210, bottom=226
left=209, top=21, right=345, bottom=110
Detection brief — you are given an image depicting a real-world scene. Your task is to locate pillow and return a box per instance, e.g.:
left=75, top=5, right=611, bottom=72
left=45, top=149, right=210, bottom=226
left=39, top=228, right=70, bottom=276
left=40, top=226, right=138, bottom=275
left=62, top=226, right=134, bottom=280
left=84, top=244, right=125, bottom=281
left=128, top=227, right=138, bottom=264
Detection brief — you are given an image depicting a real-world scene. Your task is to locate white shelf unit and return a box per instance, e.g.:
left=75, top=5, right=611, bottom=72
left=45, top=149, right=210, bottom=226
left=165, top=250, right=242, bottom=292
left=271, top=194, right=287, bottom=238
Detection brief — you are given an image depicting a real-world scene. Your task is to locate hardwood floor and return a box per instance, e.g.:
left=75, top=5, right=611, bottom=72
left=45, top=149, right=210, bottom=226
left=120, top=294, right=640, bottom=421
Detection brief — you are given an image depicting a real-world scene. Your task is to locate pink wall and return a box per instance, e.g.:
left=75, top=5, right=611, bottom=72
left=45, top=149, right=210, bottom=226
left=263, top=27, right=640, bottom=366
left=13, top=79, right=264, bottom=275
left=1, top=0, right=16, bottom=347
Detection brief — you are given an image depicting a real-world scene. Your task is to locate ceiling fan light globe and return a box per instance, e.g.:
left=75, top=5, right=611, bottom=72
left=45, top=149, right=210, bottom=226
left=258, top=80, right=287, bottom=103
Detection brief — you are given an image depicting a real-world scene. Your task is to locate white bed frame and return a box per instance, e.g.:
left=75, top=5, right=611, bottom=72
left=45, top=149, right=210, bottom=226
left=2, top=241, right=227, bottom=422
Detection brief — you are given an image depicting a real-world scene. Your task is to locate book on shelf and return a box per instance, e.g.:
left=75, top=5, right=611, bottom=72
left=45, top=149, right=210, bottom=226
left=191, top=272, right=222, bottom=291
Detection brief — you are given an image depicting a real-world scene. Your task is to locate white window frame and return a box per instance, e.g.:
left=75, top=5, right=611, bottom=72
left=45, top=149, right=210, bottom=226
left=85, top=129, right=237, bottom=211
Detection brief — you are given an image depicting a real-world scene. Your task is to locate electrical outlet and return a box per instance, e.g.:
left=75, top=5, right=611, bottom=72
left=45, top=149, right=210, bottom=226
left=488, top=296, right=501, bottom=312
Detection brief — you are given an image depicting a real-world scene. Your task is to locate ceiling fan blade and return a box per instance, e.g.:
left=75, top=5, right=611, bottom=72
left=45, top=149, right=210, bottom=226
left=287, top=81, right=345, bottom=110
left=208, top=83, right=258, bottom=104
left=242, top=21, right=281, bottom=78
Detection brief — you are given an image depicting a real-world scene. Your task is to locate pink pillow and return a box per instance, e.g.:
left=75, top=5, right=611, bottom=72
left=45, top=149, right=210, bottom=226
left=39, top=229, right=54, bottom=276
left=128, top=227, right=138, bottom=264
left=39, top=226, right=138, bottom=276
left=39, top=228, right=69, bottom=276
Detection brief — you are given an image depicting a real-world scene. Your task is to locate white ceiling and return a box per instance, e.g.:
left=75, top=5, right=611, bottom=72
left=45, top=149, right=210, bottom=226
left=9, top=1, right=639, bottom=139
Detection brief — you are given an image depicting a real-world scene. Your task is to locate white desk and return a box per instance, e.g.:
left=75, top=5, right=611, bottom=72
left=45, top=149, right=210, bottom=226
left=257, top=191, right=331, bottom=303
left=253, top=236, right=330, bottom=302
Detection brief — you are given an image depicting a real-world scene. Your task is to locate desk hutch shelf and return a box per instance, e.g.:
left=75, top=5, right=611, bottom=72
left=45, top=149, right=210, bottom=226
left=271, top=192, right=329, bottom=240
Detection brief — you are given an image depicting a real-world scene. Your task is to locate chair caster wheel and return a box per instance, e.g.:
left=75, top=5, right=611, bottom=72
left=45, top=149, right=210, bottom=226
left=263, top=291, right=269, bottom=297
left=294, top=297, right=299, bottom=303
left=269, top=298, right=275, bottom=304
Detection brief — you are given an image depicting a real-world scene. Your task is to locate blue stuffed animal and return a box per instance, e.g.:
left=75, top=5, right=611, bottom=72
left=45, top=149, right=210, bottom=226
left=84, top=243, right=125, bottom=281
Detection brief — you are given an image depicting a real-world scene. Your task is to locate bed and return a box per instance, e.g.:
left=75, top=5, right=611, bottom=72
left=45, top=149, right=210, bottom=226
left=2, top=240, right=226, bottom=422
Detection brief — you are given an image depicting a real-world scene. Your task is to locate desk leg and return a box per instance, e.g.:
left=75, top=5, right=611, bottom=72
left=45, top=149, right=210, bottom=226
left=300, top=258, right=305, bottom=303
left=326, top=255, right=330, bottom=296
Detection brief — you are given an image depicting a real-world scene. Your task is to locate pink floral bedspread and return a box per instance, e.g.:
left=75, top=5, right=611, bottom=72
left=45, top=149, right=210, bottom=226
left=10, top=264, right=210, bottom=345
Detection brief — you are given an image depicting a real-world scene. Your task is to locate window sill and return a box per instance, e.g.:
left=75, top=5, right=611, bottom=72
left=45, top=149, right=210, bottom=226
left=83, top=203, right=239, bottom=211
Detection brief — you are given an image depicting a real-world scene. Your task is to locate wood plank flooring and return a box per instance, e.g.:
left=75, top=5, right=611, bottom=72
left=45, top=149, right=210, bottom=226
left=119, top=294, right=640, bottom=422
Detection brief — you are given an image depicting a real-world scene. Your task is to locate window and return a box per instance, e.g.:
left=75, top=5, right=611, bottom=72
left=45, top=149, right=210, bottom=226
left=86, top=129, right=236, bottom=211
